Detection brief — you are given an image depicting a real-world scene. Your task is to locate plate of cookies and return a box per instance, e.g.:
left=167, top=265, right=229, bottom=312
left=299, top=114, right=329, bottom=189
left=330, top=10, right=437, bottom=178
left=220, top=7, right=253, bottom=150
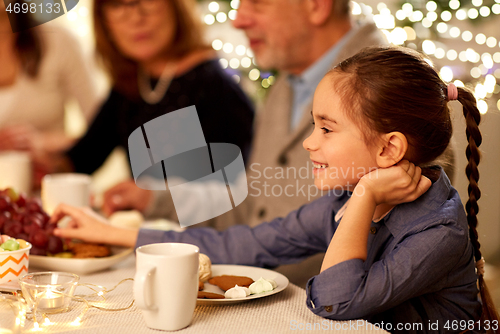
left=197, top=254, right=289, bottom=305
left=29, top=245, right=133, bottom=274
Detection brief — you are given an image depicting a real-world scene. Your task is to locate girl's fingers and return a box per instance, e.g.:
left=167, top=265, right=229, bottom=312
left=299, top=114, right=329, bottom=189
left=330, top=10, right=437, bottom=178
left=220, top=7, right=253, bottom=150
left=50, top=203, right=83, bottom=223
left=397, top=160, right=410, bottom=171
left=406, top=162, right=416, bottom=179
left=53, top=227, right=82, bottom=239
left=412, top=166, right=422, bottom=185
left=66, top=219, right=79, bottom=229
left=416, top=176, right=432, bottom=197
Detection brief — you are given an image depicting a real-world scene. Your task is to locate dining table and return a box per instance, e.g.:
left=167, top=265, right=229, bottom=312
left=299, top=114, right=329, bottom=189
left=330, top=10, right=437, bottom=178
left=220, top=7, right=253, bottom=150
left=1, top=251, right=388, bottom=334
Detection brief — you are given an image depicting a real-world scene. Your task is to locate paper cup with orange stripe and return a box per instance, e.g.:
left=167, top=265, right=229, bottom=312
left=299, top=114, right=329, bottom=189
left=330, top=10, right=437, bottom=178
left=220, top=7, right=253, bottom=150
left=0, top=243, right=31, bottom=284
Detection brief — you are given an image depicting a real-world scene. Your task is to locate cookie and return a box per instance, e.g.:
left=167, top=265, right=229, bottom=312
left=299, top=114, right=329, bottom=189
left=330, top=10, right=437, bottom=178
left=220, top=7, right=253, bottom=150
left=69, top=243, right=110, bottom=258
left=199, top=254, right=212, bottom=282
left=197, top=291, right=225, bottom=299
left=199, top=281, right=204, bottom=291
left=208, top=275, right=254, bottom=291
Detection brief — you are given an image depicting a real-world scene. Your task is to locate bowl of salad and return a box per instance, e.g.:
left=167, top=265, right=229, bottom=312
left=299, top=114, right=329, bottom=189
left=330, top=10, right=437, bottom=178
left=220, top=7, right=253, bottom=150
left=0, top=235, right=32, bottom=284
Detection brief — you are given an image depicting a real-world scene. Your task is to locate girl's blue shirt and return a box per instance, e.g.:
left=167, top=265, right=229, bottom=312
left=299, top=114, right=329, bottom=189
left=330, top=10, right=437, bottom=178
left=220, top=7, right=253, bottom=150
left=136, top=168, right=481, bottom=332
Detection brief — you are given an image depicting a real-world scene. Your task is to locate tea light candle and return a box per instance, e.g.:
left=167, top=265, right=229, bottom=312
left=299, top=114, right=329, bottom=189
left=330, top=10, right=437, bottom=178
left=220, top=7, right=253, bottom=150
left=19, top=272, right=79, bottom=315
left=37, top=289, right=64, bottom=310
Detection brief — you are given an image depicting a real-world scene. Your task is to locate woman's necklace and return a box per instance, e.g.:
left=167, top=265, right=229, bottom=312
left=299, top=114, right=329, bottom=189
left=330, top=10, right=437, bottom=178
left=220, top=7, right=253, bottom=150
left=138, top=63, right=177, bottom=105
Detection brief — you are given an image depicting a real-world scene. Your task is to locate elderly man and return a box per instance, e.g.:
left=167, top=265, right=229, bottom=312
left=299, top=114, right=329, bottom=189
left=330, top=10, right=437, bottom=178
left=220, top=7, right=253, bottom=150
left=103, top=0, right=388, bottom=286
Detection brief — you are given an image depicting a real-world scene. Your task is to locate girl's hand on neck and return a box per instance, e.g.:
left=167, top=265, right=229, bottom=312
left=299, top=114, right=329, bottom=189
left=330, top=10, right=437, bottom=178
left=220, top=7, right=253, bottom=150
left=320, top=161, right=431, bottom=272
left=357, top=160, right=432, bottom=208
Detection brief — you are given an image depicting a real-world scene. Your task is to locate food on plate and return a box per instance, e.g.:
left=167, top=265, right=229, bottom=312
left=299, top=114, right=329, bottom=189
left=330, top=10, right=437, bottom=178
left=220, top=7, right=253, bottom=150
left=208, top=275, right=254, bottom=291
left=0, top=187, right=112, bottom=259
left=197, top=291, right=225, bottom=299
left=224, top=285, right=251, bottom=299
left=196, top=255, right=279, bottom=300
left=249, top=277, right=277, bottom=294
left=0, top=188, right=61, bottom=256
left=198, top=253, right=211, bottom=282
left=68, top=242, right=111, bottom=258
left=109, top=210, right=144, bottom=229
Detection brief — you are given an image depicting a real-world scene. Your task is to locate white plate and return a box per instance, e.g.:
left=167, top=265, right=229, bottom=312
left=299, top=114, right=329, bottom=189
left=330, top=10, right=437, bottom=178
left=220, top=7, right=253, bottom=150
left=29, top=247, right=133, bottom=275
left=197, top=265, right=289, bottom=305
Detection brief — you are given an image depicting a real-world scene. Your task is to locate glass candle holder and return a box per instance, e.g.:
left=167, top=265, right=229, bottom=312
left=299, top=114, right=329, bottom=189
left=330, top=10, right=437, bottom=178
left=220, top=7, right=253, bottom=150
left=19, top=272, right=79, bottom=313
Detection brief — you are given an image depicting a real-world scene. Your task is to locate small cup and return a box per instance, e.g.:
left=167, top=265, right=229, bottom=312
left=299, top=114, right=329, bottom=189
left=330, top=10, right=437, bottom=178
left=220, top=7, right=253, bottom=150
left=0, top=243, right=32, bottom=285
left=134, top=243, right=199, bottom=331
left=0, top=151, right=32, bottom=195
left=41, top=173, right=91, bottom=215
left=19, top=272, right=79, bottom=313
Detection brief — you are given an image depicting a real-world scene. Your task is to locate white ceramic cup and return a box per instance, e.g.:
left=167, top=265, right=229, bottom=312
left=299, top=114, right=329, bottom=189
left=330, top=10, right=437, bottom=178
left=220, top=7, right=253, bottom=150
left=41, top=173, right=91, bottom=215
left=0, top=151, right=32, bottom=195
left=134, top=243, right=199, bottom=331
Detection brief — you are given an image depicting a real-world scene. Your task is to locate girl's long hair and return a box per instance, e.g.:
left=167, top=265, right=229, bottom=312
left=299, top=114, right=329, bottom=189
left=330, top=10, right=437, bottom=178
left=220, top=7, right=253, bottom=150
left=330, top=46, right=499, bottom=332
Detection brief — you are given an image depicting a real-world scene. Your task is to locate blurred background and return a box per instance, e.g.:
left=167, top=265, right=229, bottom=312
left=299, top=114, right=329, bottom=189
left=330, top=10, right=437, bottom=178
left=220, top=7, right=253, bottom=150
left=48, top=0, right=500, bottom=303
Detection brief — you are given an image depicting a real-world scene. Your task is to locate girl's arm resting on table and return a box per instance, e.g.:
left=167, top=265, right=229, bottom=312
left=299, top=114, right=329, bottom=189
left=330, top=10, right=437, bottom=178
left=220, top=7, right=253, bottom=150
left=319, top=190, right=376, bottom=272
left=306, top=219, right=472, bottom=320
left=136, top=198, right=334, bottom=266
left=311, top=162, right=435, bottom=319
left=321, top=161, right=431, bottom=272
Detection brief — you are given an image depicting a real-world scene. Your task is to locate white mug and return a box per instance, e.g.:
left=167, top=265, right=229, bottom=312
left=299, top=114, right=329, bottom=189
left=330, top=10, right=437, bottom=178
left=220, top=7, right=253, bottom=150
left=41, top=173, right=91, bottom=215
left=0, top=151, right=32, bottom=195
left=134, top=243, right=199, bottom=331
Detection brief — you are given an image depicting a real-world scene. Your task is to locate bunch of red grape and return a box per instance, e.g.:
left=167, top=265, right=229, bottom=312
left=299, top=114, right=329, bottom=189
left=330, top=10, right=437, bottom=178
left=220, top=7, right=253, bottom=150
left=0, top=188, right=63, bottom=256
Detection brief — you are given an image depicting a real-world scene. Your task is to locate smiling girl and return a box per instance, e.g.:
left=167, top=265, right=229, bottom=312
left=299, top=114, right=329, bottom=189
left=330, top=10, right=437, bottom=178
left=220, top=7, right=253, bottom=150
left=52, top=47, right=498, bottom=333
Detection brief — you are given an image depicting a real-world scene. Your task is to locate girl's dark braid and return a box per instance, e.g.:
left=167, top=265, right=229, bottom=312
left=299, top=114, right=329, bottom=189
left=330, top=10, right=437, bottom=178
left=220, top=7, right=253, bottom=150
left=458, top=87, right=482, bottom=262
left=457, top=87, right=499, bottom=331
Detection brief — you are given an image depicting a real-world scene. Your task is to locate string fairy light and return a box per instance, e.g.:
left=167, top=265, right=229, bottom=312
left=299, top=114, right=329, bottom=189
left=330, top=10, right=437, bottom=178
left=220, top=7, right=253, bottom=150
left=3, top=278, right=135, bottom=332
left=200, top=1, right=499, bottom=110
left=1, top=294, right=27, bottom=334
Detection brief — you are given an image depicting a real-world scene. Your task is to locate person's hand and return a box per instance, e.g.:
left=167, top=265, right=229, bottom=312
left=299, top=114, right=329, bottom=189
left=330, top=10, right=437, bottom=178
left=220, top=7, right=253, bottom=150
left=357, top=160, right=432, bottom=206
left=0, top=125, right=40, bottom=151
left=51, top=203, right=138, bottom=247
left=102, top=180, right=152, bottom=216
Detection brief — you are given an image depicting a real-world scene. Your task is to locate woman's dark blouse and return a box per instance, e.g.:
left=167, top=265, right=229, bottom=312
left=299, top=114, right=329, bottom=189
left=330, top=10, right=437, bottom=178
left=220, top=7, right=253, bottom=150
left=67, top=60, right=254, bottom=174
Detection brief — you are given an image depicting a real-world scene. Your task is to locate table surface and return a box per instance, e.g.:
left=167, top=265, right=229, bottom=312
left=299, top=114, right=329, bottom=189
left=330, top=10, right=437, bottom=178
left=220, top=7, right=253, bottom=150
left=1, top=255, right=387, bottom=334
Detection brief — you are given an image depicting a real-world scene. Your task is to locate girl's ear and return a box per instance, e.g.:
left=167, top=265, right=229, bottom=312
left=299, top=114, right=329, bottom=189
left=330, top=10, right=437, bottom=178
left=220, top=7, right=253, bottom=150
left=376, top=132, right=408, bottom=168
